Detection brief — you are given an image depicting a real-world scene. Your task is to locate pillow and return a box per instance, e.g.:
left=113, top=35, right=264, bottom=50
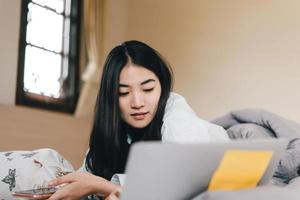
left=0, top=148, right=74, bottom=199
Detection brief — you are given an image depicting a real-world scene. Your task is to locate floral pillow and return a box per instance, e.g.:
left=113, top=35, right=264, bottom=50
left=0, top=148, right=74, bottom=200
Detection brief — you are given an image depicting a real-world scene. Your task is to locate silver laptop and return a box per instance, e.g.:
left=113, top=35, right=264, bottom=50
left=120, top=139, right=288, bottom=200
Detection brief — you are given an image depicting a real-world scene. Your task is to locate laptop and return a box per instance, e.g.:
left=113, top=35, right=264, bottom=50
left=120, top=139, right=288, bottom=200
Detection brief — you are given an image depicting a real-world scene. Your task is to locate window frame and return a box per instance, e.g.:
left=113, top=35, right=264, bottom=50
left=16, top=0, right=82, bottom=113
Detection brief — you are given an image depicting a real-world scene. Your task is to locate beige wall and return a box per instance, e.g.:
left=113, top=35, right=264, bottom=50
left=0, top=0, right=21, bottom=105
left=1, top=0, right=300, bottom=122
left=102, top=0, right=300, bottom=122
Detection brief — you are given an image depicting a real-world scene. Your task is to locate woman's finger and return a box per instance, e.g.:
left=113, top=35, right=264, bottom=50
left=105, top=188, right=122, bottom=200
left=47, top=187, right=67, bottom=200
left=114, top=188, right=122, bottom=198
left=48, top=173, right=76, bottom=186
left=48, top=177, right=65, bottom=187
left=105, top=193, right=119, bottom=200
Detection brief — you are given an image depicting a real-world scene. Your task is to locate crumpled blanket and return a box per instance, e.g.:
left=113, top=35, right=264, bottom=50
left=211, top=109, right=300, bottom=184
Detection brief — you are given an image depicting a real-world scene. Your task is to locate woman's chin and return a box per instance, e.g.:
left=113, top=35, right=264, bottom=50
left=128, top=120, right=151, bottom=129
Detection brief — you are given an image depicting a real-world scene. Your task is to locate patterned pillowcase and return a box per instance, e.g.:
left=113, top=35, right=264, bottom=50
left=0, top=148, right=74, bottom=200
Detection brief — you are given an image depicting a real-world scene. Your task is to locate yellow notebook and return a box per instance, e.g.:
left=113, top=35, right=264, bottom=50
left=208, top=150, right=273, bottom=191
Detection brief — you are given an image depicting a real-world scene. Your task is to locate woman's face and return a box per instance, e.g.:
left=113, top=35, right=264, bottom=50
left=118, top=64, right=162, bottom=129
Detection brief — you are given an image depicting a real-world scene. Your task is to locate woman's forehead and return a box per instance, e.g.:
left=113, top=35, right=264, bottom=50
left=119, top=64, right=158, bottom=85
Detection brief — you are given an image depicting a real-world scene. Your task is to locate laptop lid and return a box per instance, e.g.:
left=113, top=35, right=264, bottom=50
left=120, top=139, right=288, bottom=200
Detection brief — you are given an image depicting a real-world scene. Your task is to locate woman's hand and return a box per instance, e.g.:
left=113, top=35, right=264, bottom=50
left=46, top=171, right=120, bottom=200
left=105, top=188, right=122, bottom=200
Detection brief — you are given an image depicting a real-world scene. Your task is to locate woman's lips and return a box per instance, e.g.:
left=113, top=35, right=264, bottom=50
left=131, top=112, right=149, bottom=120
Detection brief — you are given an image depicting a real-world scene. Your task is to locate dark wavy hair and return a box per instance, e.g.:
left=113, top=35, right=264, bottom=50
left=86, top=40, right=173, bottom=180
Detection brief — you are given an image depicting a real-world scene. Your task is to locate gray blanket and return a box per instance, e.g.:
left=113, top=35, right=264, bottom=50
left=192, top=109, right=300, bottom=200
left=212, top=109, right=300, bottom=184
left=193, top=178, right=300, bottom=200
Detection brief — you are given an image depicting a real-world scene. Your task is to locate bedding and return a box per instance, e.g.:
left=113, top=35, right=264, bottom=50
left=192, top=182, right=300, bottom=200
left=2, top=109, right=300, bottom=199
left=0, top=148, right=74, bottom=200
left=195, top=109, right=300, bottom=200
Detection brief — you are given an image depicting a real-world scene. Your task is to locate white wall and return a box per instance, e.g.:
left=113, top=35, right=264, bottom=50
left=0, top=0, right=21, bottom=105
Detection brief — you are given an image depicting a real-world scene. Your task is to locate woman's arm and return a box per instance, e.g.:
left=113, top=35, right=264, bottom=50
left=46, top=172, right=121, bottom=199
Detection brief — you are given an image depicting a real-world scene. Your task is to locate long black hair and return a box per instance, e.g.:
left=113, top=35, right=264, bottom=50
left=86, top=40, right=173, bottom=180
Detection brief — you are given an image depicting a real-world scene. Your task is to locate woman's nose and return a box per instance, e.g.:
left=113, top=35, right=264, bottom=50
left=131, top=92, right=145, bottom=109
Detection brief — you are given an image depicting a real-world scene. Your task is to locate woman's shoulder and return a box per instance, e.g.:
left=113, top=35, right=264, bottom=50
left=162, top=92, right=229, bottom=142
left=166, top=92, right=186, bottom=105
left=164, top=92, right=196, bottom=120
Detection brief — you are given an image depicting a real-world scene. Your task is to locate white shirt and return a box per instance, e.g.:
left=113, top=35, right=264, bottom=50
left=162, top=92, right=229, bottom=143
left=112, top=92, right=229, bottom=185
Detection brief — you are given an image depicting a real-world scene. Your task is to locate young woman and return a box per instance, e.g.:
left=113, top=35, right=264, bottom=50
left=45, top=40, right=229, bottom=200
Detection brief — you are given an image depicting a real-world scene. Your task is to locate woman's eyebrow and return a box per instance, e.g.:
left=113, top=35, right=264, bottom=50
left=119, top=79, right=155, bottom=87
left=141, top=79, right=155, bottom=85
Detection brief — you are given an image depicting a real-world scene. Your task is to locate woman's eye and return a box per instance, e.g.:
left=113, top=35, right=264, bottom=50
left=119, top=92, right=129, bottom=96
left=143, top=88, right=154, bottom=92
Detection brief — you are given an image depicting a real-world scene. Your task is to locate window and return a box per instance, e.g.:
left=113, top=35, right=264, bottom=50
left=16, top=0, right=82, bottom=113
